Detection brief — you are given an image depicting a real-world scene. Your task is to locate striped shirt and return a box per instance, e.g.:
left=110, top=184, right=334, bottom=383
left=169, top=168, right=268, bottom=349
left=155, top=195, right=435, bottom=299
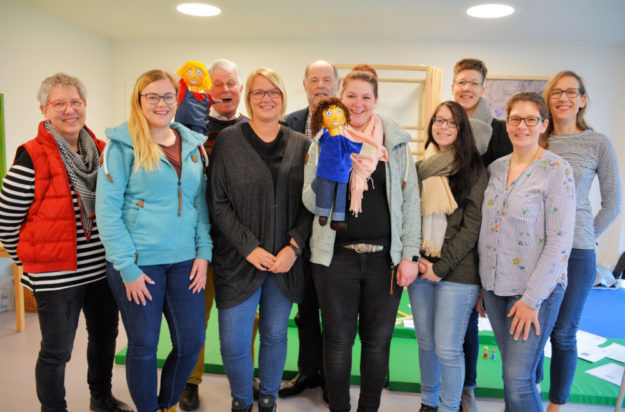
left=0, top=150, right=106, bottom=292
left=478, top=151, right=576, bottom=309
left=547, top=129, right=622, bottom=249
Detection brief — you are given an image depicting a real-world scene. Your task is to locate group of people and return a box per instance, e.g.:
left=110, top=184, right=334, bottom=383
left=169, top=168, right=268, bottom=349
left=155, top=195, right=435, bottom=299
left=0, top=56, right=620, bottom=412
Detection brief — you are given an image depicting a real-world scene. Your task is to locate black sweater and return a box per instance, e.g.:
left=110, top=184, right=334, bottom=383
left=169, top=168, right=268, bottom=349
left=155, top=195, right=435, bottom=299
left=208, top=124, right=312, bottom=308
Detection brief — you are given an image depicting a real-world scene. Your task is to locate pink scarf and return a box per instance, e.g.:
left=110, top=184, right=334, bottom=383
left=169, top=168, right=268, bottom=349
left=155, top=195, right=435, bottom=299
left=342, top=114, right=388, bottom=217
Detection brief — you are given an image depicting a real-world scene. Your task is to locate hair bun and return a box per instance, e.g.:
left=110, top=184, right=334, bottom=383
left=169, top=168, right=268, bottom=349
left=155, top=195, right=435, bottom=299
left=351, top=64, right=377, bottom=80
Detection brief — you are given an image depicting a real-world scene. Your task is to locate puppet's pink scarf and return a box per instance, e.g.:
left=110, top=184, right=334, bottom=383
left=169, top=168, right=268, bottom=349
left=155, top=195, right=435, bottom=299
left=342, top=114, right=387, bottom=217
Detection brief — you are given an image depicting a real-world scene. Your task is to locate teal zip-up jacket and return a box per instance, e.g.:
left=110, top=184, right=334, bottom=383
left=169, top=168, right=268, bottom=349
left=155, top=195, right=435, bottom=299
left=302, top=114, right=421, bottom=266
left=96, top=122, right=212, bottom=283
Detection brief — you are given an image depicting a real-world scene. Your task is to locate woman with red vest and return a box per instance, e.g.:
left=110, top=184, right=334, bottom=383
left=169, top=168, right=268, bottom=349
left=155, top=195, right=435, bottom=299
left=0, top=73, right=132, bottom=412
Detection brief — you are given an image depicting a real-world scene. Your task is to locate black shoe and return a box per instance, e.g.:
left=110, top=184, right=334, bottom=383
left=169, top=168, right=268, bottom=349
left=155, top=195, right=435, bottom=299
left=90, top=395, right=134, bottom=412
left=232, top=398, right=252, bottom=412
left=419, top=404, right=438, bottom=412
left=278, top=374, right=322, bottom=398
left=253, top=377, right=260, bottom=400
left=178, top=383, right=199, bottom=411
left=258, top=395, right=276, bottom=412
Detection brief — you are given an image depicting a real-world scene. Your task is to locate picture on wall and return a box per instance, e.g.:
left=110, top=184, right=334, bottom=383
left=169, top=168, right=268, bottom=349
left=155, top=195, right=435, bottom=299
left=484, top=77, right=548, bottom=120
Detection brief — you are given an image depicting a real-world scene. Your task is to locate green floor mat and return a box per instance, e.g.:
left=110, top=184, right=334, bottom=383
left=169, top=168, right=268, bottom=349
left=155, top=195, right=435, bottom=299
left=115, top=293, right=625, bottom=406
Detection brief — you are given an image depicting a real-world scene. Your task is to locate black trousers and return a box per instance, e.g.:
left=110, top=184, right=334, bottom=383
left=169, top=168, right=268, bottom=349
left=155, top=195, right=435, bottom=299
left=294, top=257, right=323, bottom=378
left=34, top=279, right=119, bottom=412
left=313, top=248, right=402, bottom=412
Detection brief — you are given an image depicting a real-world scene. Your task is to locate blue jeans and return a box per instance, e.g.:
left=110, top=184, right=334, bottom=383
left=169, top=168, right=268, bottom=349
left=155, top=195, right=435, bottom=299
left=107, top=260, right=205, bottom=412
left=313, top=176, right=347, bottom=221
left=218, top=275, right=293, bottom=408
left=546, top=248, right=596, bottom=404
left=463, top=309, right=479, bottom=389
left=33, top=279, right=119, bottom=412
left=484, top=285, right=564, bottom=412
left=408, top=279, right=479, bottom=412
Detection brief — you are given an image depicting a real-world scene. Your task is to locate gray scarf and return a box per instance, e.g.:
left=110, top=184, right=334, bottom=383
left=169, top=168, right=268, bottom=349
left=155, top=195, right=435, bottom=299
left=469, top=97, right=494, bottom=155
left=45, top=121, right=100, bottom=240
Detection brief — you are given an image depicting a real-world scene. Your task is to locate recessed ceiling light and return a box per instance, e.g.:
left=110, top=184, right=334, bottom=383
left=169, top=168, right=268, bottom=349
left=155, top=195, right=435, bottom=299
left=176, top=3, right=221, bottom=17
left=467, top=4, right=514, bottom=18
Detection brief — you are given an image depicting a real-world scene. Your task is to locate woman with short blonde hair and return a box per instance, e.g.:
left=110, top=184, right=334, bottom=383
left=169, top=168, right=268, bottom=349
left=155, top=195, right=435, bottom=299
left=209, top=68, right=311, bottom=412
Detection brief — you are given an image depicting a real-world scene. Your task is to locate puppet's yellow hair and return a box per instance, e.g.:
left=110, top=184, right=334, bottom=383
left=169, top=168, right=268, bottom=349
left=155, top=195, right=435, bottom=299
left=176, top=61, right=212, bottom=90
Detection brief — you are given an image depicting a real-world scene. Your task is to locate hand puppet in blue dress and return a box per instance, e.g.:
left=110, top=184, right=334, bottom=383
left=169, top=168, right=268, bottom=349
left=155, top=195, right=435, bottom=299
left=175, top=61, right=214, bottom=135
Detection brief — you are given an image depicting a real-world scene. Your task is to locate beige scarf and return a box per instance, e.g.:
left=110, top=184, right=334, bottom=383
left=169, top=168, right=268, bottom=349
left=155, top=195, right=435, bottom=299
left=342, top=114, right=387, bottom=216
left=419, top=144, right=458, bottom=257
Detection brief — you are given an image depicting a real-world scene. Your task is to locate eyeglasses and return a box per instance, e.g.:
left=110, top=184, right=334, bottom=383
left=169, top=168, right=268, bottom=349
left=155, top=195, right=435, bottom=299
left=47, top=99, right=86, bottom=112
left=140, top=93, right=177, bottom=105
left=249, top=89, right=281, bottom=99
left=454, top=80, right=482, bottom=88
left=507, top=116, right=543, bottom=126
left=432, top=118, right=457, bottom=129
left=550, top=88, right=580, bottom=99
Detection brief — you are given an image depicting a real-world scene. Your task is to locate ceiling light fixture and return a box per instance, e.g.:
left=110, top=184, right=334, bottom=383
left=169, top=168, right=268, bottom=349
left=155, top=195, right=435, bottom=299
left=466, top=4, right=514, bottom=18
left=176, top=3, right=221, bottom=17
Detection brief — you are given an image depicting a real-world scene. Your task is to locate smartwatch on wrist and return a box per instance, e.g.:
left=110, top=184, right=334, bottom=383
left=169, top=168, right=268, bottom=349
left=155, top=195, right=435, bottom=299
left=288, top=243, right=301, bottom=257
left=412, top=255, right=420, bottom=263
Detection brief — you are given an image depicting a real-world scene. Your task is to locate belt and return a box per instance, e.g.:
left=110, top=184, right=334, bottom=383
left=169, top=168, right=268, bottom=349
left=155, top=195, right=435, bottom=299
left=342, top=243, right=384, bottom=253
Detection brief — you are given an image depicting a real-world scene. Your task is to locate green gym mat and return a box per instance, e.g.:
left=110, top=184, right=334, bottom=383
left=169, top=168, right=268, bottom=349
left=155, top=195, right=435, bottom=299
left=115, top=293, right=625, bottom=406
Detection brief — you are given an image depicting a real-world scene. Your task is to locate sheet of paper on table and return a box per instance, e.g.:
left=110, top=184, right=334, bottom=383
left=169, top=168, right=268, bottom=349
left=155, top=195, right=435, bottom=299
left=585, top=363, right=625, bottom=386
left=477, top=316, right=492, bottom=332
left=603, top=343, right=625, bottom=363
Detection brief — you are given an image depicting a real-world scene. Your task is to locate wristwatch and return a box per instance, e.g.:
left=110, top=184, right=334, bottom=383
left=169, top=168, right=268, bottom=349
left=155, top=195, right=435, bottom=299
left=412, top=255, right=420, bottom=263
left=288, top=243, right=301, bottom=257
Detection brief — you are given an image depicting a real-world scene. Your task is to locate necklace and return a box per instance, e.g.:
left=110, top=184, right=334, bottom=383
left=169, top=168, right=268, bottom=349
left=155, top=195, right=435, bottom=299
left=506, top=145, right=541, bottom=188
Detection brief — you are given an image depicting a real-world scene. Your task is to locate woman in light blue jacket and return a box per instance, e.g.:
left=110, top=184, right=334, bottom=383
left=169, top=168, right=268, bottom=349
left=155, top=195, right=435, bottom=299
left=96, top=69, right=212, bottom=412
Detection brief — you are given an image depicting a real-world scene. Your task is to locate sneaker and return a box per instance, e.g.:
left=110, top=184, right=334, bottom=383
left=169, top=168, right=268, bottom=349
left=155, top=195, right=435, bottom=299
left=460, top=387, right=478, bottom=412
left=258, top=395, right=276, bottom=412
left=232, top=398, right=252, bottom=412
left=419, top=404, right=438, bottom=412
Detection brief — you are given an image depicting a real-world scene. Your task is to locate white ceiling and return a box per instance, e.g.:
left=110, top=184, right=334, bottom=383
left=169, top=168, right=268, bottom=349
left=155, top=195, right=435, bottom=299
left=18, top=0, right=625, bottom=44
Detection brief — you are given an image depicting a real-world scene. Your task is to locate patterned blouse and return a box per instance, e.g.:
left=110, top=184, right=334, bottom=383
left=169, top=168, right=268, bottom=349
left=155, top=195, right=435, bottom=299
left=478, top=150, right=576, bottom=309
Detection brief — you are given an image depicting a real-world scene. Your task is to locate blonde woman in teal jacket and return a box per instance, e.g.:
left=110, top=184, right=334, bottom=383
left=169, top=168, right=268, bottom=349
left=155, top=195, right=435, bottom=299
left=96, top=69, right=212, bottom=412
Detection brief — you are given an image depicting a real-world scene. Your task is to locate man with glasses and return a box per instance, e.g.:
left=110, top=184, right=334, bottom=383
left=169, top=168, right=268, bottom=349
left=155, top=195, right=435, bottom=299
left=278, top=59, right=340, bottom=401
left=451, top=58, right=512, bottom=412
left=178, top=59, right=249, bottom=412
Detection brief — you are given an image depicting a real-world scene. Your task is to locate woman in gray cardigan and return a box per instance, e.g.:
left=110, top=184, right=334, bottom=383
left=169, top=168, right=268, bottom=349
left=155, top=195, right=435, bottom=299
left=208, top=68, right=312, bottom=412
left=408, top=101, right=487, bottom=412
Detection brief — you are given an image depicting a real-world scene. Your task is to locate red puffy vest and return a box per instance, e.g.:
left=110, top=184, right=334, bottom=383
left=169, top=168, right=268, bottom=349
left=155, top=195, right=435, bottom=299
left=16, top=122, right=105, bottom=273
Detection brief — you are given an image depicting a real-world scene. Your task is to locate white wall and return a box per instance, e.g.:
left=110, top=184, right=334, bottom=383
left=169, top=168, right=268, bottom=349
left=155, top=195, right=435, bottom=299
left=1, top=2, right=623, bottom=265
left=0, top=0, right=111, bottom=163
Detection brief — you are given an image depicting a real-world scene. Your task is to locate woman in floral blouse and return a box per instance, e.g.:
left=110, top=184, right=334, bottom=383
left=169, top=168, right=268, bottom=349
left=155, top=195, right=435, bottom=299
left=478, top=92, right=575, bottom=411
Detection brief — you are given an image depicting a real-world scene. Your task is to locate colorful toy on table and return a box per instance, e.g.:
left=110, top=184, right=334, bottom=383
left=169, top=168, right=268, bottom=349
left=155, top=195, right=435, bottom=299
left=175, top=61, right=213, bottom=135
left=310, top=97, right=387, bottom=231
left=491, top=348, right=497, bottom=360
left=483, top=345, right=489, bottom=358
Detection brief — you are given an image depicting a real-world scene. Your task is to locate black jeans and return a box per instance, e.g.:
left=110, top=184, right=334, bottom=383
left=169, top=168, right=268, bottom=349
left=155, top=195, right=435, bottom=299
left=463, top=309, right=479, bottom=388
left=294, top=257, right=323, bottom=378
left=34, top=279, right=119, bottom=412
left=313, top=248, right=402, bottom=412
